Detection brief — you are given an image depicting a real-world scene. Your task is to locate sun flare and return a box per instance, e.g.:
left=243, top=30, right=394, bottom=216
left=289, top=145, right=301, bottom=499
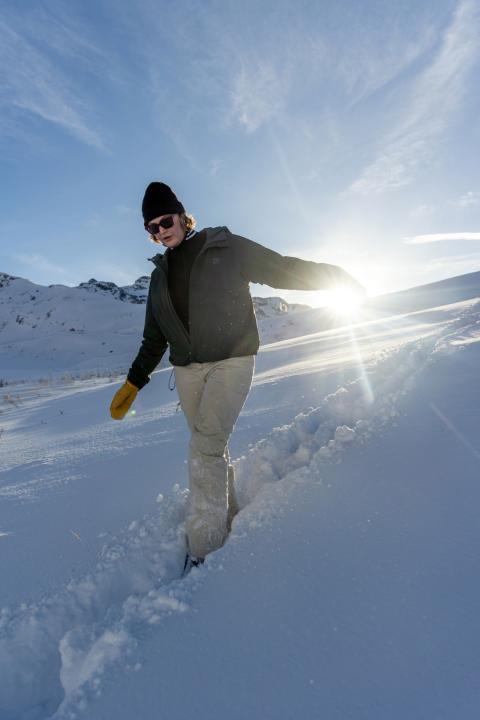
left=322, top=287, right=366, bottom=317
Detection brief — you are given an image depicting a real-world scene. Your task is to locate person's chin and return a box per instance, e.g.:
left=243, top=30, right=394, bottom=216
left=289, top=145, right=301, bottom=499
left=165, top=237, right=182, bottom=248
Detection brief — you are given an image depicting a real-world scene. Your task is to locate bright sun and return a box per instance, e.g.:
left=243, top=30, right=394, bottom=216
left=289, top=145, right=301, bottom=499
left=322, top=287, right=366, bottom=317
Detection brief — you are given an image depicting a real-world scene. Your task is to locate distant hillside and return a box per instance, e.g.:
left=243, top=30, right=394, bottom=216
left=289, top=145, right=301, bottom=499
left=77, top=276, right=150, bottom=304
left=0, top=272, right=309, bottom=381
left=1, top=268, right=478, bottom=382
left=367, top=270, right=480, bottom=314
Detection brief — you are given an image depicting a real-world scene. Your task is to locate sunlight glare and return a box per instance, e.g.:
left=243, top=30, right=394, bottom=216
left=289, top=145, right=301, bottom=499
left=324, top=287, right=365, bottom=318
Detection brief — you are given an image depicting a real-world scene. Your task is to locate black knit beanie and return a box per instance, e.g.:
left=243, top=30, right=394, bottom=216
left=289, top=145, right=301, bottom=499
left=142, top=182, right=185, bottom=224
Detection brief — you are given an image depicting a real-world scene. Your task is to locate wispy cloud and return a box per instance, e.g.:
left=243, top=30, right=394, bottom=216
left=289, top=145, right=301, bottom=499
left=228, top=57, right=292, bottom=134
left=85, top=215, right=102, bottom=228
left=410, top=204, right=437, bottom=218
left=127, top=2, right=292, bottom=146
left=424, top=250, right=480, bottom=277
left=330, top=12, right=437, bottom=107
left=14, top=253, right=69, bottom=277
left=116, top=206, right=137, bottom=217
left=350, top=0, right=480, bottom=194
left=225, top=5, right=440, bottom=133
left=0, top=14, right=105, bottom=149
left=22, top=3, right=114, bottom=76
left=405, top=232, right=480, bottom=244
left=12, top=253, right=143, bottom=287
left=225, top=8, right=435, bottom=134
left=119, top=0, right=442, bottom=168
left=455, top=191, right=480, bottom=207
left=209, top=159, right=222, bottom=177
left=429, top=250, right=480, bottom=266
left=93, top=264, right=144, bottom=286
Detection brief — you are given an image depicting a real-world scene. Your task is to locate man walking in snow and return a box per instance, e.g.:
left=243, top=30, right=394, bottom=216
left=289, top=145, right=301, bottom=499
left=110, top=182, right=362, bottom=571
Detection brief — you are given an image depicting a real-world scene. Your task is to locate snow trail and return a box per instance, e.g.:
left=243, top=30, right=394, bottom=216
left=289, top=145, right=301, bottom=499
left=0, top=489, right=187, bottom=719
left=0, top=303, right=477, bottom=719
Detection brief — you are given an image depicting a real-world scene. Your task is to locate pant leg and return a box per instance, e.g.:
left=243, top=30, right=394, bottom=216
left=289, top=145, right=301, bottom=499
left=173, top=362, right=206, bottom=433
left=177, top=356, right=254, bottom=558
left=174, top=363, right=239, bottom=537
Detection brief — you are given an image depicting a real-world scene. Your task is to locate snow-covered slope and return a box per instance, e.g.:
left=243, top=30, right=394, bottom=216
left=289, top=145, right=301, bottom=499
left=1, top=289, right=479, bottom=719
left=367, top=269, right=480, bottom=314
left=0, top=272, right=145, bottom=380
left=3, top=268, right=479, bottom=385
left=0, top=272, right=309, bottom=382
left=1, top=269, right=478, bottom=383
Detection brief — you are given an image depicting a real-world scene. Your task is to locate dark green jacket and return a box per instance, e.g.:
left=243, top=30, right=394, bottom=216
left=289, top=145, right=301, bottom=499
left=128, top=226, right=354, bottom=388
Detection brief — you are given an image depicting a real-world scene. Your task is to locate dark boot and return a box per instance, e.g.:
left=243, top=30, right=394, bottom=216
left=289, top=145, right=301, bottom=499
left=183, top=552, right=205, bottom=576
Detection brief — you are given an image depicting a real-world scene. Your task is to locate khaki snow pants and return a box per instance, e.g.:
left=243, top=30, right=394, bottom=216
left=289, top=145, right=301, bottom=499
left=174, top=355, right=255, bottom=559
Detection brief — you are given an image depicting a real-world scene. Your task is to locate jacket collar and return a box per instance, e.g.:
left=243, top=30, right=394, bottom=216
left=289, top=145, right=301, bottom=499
left=148, top=226, right=228, bottom=268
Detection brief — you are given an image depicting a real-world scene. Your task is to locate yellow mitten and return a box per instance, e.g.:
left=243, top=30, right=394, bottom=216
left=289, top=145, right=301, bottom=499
left=110, top=380, right=138, bottom=420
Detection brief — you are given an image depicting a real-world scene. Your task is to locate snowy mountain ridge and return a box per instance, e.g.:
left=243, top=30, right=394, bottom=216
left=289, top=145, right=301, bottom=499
left=77, top=276, right=150, bottom=304
left=1, top=268, right=479, bottom=384
left=76, top=275, right=308, bottom=317
left=0, top=271, right=309, bottom=382
left=0, top=270, right=309, bottom=311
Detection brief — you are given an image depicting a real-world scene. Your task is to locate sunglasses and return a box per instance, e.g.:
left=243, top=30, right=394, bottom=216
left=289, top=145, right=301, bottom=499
left=145, top=215, right=175, bottom=234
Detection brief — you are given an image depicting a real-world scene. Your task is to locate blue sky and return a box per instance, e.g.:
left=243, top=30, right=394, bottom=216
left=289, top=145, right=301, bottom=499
left=1, top=0, right=480, bottom=305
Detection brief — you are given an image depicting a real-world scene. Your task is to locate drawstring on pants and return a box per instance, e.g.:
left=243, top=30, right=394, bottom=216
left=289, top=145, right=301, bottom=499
left=168, top=369, right=182, bottom=413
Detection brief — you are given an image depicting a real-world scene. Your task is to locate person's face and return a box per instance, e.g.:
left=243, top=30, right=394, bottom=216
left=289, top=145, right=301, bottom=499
left=147, top=213, right=185, bottom=248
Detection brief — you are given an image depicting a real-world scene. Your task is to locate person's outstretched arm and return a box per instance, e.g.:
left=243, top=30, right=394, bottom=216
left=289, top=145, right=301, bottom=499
left=233, top=233, right=363, bottom=293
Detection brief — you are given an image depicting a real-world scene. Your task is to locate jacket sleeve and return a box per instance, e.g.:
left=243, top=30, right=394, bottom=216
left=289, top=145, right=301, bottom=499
left=233, top=234, right=360, bottom=292
left=127, top=283, right=168, bottom=389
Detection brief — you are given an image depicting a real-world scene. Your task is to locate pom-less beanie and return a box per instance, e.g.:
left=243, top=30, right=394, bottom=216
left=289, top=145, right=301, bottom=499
left=142, top=182, right=185, bottom=224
